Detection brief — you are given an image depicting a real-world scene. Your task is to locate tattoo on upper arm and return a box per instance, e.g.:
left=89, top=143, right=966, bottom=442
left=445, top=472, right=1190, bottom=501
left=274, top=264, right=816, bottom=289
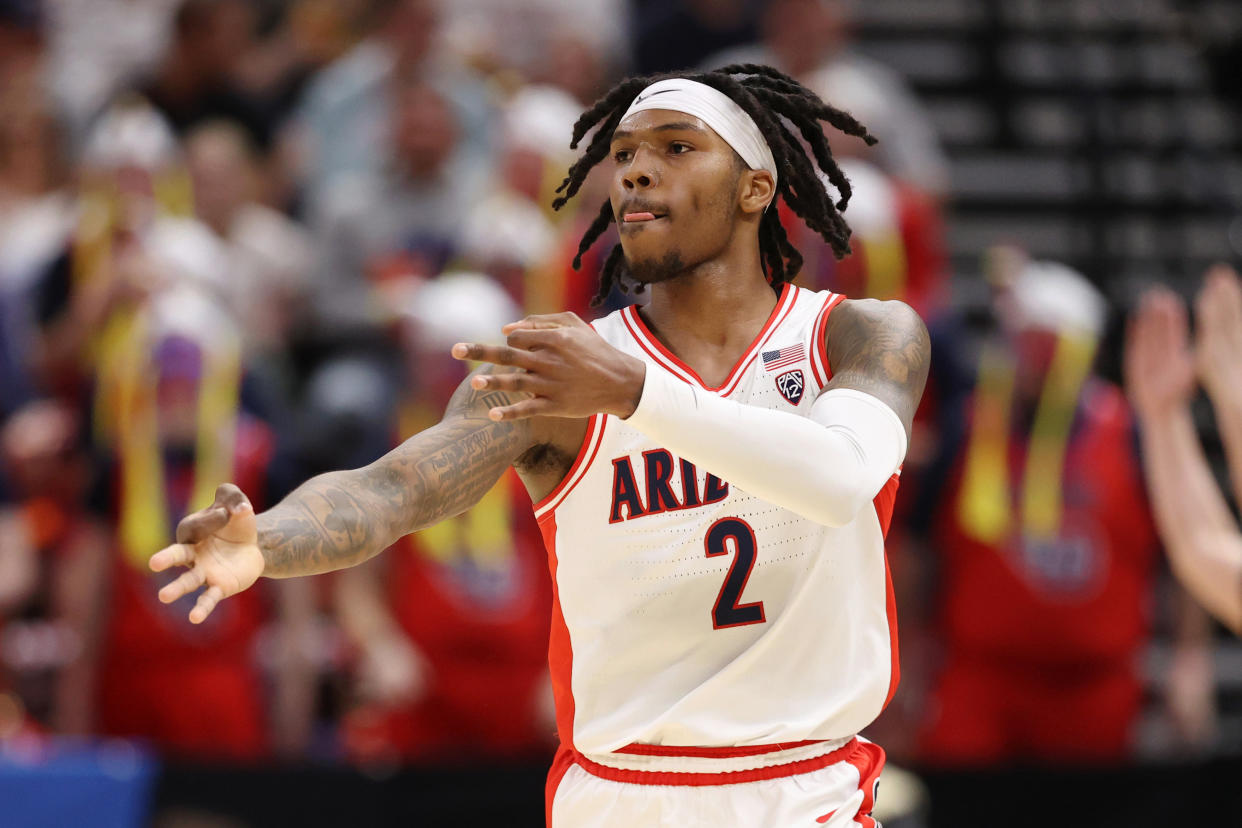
left=258, top=365, right=535, bottom=577
left=824, top=299, right=931, bottom=435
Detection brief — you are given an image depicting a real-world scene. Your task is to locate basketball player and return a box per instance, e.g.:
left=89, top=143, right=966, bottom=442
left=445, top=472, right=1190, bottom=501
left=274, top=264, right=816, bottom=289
left=150, top=65, right=929, bottom=825
left=1127, top=265, right=1242, bottom=635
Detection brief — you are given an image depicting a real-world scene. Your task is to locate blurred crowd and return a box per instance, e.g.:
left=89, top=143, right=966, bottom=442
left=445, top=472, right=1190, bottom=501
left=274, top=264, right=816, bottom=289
left=0, top=0, right=1234, bottom=793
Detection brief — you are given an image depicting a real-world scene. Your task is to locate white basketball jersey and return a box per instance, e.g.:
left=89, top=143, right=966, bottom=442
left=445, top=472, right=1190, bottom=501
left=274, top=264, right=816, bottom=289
left=535, top=284, right=900, bottom=757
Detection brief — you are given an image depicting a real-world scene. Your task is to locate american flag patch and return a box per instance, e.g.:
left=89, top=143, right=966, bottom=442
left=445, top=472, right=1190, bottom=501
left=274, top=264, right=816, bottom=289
left=761, top=344, right=804, bottom=371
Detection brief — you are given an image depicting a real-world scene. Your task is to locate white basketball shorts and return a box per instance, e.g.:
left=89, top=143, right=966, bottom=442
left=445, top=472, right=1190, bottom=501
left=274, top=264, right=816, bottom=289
left=546, top=736, right=885, bottom=827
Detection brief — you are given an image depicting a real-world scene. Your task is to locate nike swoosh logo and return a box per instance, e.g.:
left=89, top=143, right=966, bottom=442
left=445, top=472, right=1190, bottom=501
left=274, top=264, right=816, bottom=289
left=634, top=88, right=678, bottom=104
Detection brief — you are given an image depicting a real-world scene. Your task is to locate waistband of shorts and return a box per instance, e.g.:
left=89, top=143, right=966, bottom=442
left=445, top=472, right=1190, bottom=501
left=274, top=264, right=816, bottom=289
left=573, top=735, right=859, bottom=786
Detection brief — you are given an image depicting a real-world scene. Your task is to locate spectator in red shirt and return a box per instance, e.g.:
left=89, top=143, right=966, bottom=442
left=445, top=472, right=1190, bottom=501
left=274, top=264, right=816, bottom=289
left=90, top=303, right=315, bottom=760
left=915, top=250, right=1215, bottom=765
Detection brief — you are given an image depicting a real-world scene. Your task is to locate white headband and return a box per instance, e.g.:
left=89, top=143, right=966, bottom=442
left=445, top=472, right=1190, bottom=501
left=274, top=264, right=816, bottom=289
left=620, top=78, right=778, bottom=187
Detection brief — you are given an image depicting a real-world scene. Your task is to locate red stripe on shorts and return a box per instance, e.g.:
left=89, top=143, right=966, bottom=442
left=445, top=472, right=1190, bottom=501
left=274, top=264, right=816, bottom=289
left=571, top=737, right=861, bottom=787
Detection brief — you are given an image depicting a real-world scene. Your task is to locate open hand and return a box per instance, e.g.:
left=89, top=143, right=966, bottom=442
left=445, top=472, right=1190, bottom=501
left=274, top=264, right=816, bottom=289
left=1125, top=287, right=1196, bottom=421
left=148, top=483, right=265, bottom=623
left=1194, top=265, right=1242, bottom=405
left=451, top=312, right=647, bottom=421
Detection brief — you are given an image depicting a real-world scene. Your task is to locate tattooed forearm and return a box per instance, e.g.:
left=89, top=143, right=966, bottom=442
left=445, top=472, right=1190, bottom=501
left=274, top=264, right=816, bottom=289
left=824, top=298, right=931, bottom=438
left=257, top=365, right=534, bottom=578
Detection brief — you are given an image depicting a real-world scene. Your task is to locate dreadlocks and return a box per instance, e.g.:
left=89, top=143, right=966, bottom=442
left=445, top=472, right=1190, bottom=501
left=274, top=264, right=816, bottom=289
left=552, top=64, right=877, bottom=307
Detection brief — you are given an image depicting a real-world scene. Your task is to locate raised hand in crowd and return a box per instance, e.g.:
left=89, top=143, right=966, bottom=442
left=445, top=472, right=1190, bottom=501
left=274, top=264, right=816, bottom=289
left=1126, top=266, right=1242, bottom=634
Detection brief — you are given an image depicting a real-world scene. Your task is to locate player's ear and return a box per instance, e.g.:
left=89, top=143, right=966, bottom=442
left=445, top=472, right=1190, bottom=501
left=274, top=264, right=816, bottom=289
left=738, top=169, right=775, bottom=215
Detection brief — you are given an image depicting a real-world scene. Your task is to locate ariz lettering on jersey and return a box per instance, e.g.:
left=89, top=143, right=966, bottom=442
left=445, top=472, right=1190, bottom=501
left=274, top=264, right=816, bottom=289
left=609, top=450, right=729, bottom=523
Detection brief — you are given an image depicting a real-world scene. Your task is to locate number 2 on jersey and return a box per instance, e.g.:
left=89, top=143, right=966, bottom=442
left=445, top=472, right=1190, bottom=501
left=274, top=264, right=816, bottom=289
left=705, top=517, right=766, bottom=629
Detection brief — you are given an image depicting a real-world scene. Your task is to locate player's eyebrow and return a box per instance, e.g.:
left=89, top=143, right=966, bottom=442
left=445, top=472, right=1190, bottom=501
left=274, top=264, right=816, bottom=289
left=611, top=122, right=708, bottom=141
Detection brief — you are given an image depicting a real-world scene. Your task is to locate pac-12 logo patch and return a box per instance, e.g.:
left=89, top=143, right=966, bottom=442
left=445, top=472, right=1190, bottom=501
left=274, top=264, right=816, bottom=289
left=776, top=370, right=804, bottom=405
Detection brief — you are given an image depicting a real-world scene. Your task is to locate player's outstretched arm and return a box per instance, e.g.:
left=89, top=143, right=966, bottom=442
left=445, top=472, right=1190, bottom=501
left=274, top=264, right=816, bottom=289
left=256, top=366, right=535, bottom=577
left=149, top=366, right=535, bottom=623
left=1126, top=286, right=1242, bottom=634
left=456, top=302, right=929, bottom=527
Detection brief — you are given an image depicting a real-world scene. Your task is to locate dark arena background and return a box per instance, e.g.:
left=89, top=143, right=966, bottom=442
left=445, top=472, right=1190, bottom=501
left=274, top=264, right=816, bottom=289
left=1, top=0, right=1241, bottom=825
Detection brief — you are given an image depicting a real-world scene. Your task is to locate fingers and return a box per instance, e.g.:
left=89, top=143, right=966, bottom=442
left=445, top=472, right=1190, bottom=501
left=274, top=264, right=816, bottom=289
left=213, top=482, right=251, bottom=514
left=1204, top=263, right=1241, bottom=297
left=1132, top=290, right=1161, bottom=351
left=1126, top=296, right=1159, bottom=384
left=501, top=312, right=586, bottom=335
left=1145, top=287, right=1187, bottom=350
left=469, top=370, right=549, bottom=394
left=456, top=323, right=590, bottom=370
left=1196, top=273, right=1225, bottom=325
left=450, top=342, right=540, bottom=369
left=501, top=319, right=562, bottom=334
left=505, top=326, right=573, bottom=352
left=149, top=543, right=193, bottom=573
left=175, top=484, right=254, bottom=544
left=1193, top=266, right=1242, bottom=398
left=486, top=397, right=555, bottom=422
left=189, top=585, right=224, bottom=625
left=158, top=566, right=205, bottom=603
left=1128, top=287, right=1185, bottom=376
left=1198, top=265, right=1242, bottom=330
left=175, top=505, right=229, bottom=544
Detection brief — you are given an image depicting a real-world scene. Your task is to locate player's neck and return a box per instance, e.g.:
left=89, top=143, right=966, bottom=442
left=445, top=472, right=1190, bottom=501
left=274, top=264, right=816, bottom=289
left=639, top=253, right=779, bottom=385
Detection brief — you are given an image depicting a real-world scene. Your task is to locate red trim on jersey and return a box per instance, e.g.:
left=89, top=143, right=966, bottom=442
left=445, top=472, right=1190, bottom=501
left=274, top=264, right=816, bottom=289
left=881, top=555, right=901, bottom=713
left=614, top=739, right=824, bottom=758
left=621, top=283, right=799, bottom=395
left=873, top=473, right=902, bottom=711
left=546, top=743, right=576, bottom=827
left=539, top=514, right=577, bottom=752
left=811, top=293, right=847, bottom=389
left=570, top=736, right=860, bottom=787
left=872, top=473, right=901, bottom=537
left=533, top=414, right=606, bottom=516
